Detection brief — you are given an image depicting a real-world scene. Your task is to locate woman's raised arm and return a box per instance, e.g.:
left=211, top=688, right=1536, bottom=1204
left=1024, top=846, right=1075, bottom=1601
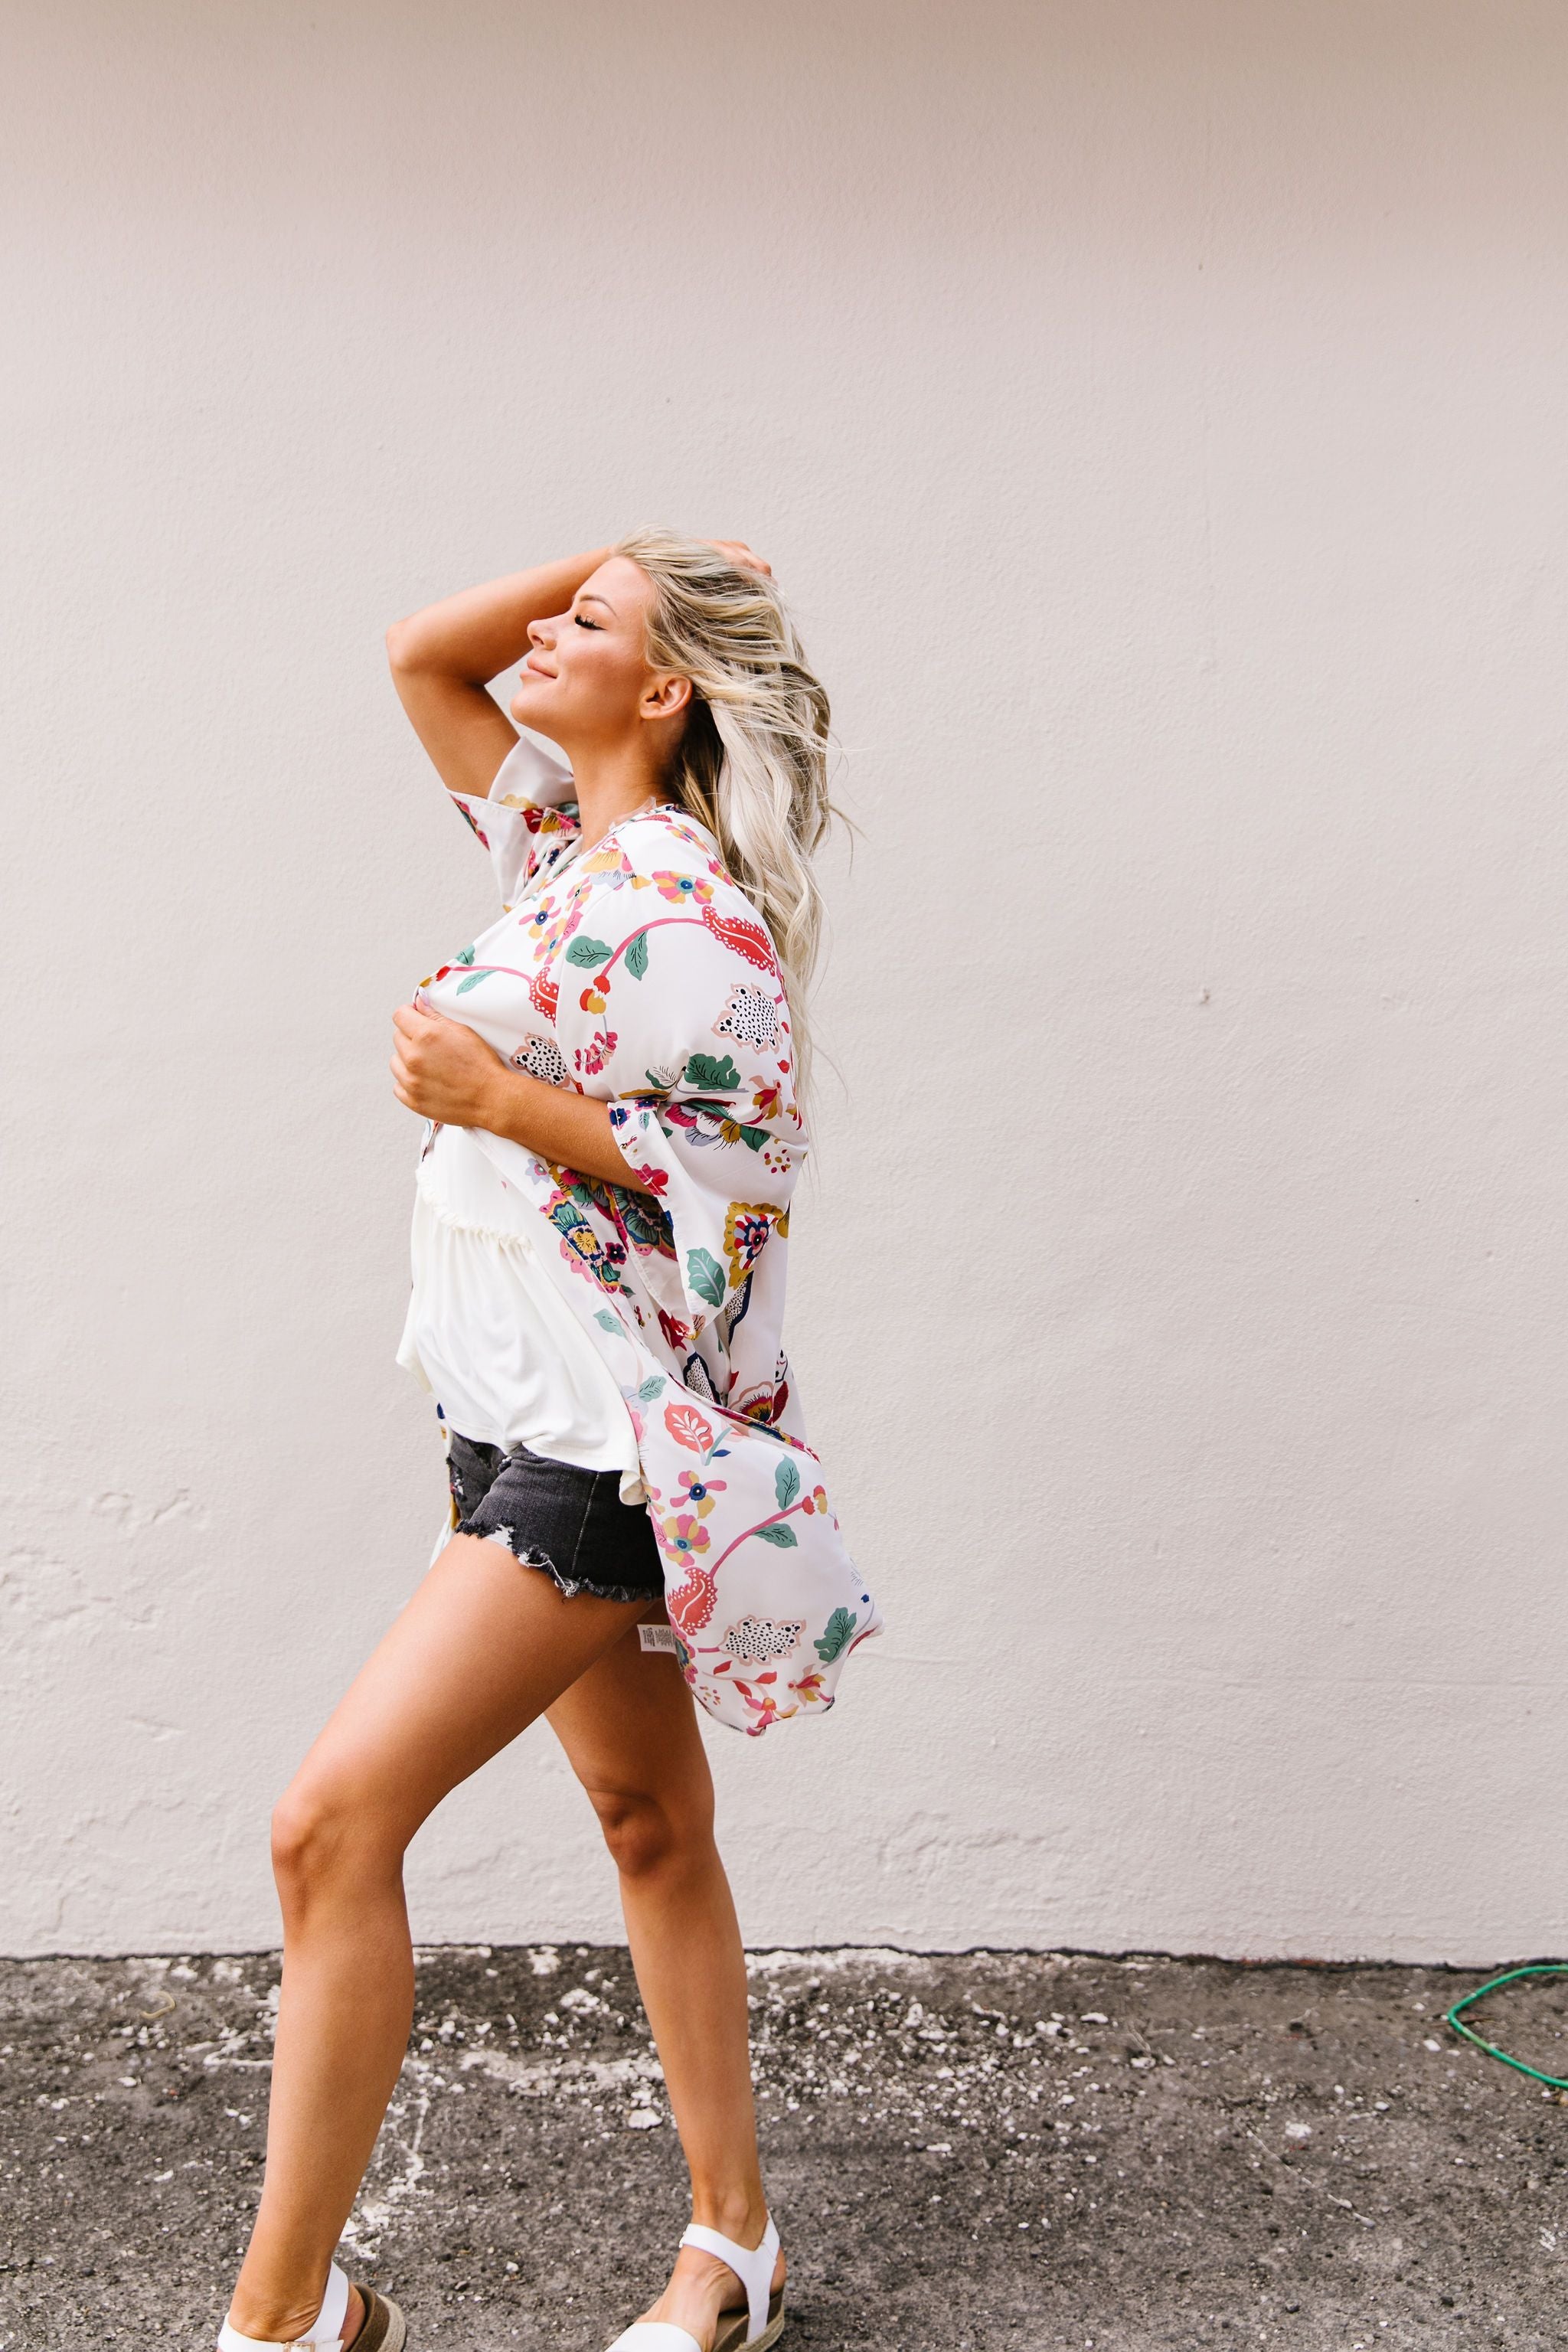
left=385, top=548, right=610, bottom=799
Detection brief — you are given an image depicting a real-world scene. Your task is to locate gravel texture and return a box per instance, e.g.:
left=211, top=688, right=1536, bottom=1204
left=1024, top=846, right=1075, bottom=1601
left=3, top=1945, right=1567, bottom=2349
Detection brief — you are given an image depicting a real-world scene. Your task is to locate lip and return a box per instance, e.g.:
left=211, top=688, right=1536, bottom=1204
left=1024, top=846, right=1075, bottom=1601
left=521, top=655, right=557, bottom=681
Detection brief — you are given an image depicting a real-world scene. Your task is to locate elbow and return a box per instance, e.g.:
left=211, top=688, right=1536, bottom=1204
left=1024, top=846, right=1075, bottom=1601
left=384, top=616, right=423, bottom=675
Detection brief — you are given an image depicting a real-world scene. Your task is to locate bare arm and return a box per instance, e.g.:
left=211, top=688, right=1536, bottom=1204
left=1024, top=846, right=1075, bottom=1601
left=390, top=1003, right=652, bottom=1193
left=385, top=548, right=612, bottom=800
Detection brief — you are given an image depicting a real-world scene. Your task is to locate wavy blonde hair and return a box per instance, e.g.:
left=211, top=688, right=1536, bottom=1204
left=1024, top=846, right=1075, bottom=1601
left=616, top=526, right=838, bottom=1109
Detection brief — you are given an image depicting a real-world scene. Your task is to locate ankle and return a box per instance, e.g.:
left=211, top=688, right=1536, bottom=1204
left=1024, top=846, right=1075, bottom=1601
left=691, top=2187, right=770, bottom=2246
left=224, top=2283, right=363, bottom=2347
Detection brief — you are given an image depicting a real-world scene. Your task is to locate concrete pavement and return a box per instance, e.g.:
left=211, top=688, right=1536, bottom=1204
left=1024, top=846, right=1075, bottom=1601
left=3, top=1945, right=1566, bottom=2349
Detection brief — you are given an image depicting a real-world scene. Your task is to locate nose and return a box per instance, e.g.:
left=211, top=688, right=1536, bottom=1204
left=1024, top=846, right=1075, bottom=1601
left=527, top=616, right=555, bottom=649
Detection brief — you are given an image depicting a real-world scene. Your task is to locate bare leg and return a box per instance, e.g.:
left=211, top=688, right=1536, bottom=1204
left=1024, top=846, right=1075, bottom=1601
left=548, top=1625, right=786, bottom=2348
left=225, top=1535, right=647, bottom=2342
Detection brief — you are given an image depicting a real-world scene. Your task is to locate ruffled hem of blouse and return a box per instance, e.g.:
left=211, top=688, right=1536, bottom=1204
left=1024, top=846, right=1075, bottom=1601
left=413, top=1152, right=537, bottom=1249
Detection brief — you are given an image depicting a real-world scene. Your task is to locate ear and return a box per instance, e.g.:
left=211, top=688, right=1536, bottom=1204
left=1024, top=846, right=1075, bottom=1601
left=641, top=671, right=693, bottom=724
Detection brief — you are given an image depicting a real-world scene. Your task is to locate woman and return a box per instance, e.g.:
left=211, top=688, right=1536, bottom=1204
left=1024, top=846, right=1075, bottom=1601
left=216, top=534, right=878, bottom=2352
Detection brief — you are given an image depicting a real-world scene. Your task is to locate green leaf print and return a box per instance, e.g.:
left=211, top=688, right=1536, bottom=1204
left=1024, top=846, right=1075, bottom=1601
left=814, top=1607, right=858, bottom=1663
left=625, top=929, right=650, bottom=978
left=454, top=945, right=476, bottom=965
left=455, top=970, right=489, bottom=993
left=687, top=1248, right=727, bottom=1307
left=753, top=1524, right=799, bottom=1548
left=737, top=1125, right=770, bottom=1152
left=774, top=1459, right=800, bottom=1510
left=565, top=936, right=612, bottom=968
left=594, top=1310, right=619, bottom=1331
left=682, top=1052, right=741, bottom=1091
left=635, top=1375, right=666, bottom=1401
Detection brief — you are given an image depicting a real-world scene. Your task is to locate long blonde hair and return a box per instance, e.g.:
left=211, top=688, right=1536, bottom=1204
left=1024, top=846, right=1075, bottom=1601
left=616, top=527, right=837, bottom=1109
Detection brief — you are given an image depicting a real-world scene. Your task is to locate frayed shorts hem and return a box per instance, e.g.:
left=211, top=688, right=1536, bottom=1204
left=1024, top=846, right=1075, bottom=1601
left=443, top=1426, right=665, bottom=1606
left=460, top=1521, right=665, bottom=1606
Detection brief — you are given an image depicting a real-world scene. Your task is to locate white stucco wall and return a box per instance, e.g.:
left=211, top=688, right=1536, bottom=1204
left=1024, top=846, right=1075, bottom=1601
left=5, top=1, right=1566, bottom=1963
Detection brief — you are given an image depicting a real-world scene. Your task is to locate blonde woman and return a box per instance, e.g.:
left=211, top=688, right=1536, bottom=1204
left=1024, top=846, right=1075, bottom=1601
left=216, top=535, right=878, bottom=2352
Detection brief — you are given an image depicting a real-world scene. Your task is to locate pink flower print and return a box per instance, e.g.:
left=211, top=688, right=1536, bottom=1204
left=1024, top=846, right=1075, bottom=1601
left=676, top=1466, right=727, bottom=1518
left=652, top=870, right=714, bottom=906
left=576, top=1028, right=619, bottom=1076
left=733, top=1684, right=792, bottom=1731
left=660, top=1511, right=711, bottom=1563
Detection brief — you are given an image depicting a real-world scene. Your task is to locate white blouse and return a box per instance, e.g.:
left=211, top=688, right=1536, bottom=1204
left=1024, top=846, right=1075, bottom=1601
left=394, top=727, right=644, bottom=1500
left=396, top=1121, right=644, bottom=1500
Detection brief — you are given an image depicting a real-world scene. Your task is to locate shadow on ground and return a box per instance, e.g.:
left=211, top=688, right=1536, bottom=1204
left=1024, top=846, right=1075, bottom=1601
left=3, top=1946, right=1566, bottom=2348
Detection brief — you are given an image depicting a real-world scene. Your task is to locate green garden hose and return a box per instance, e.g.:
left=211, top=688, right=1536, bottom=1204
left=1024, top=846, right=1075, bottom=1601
left=1446, top=1964, right=1568, bottom=2089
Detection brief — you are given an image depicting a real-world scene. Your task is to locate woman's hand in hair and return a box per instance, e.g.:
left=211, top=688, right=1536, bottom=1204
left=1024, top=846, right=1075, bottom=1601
left=704, top=539, right=772, bottom=577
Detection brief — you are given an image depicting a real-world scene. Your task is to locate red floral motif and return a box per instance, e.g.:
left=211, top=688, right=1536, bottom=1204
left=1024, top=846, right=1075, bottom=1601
left=665, top=1549, right=718, bottom=1632
left=665, top=1400, right=714, bottom=1455
left=701, top=903, right=776, bottom=972
left=657, top=1308, right=691, bottom=1352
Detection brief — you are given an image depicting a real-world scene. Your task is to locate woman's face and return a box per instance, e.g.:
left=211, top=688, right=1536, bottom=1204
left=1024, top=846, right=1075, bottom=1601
left=508, top=556, right=690, bottom=749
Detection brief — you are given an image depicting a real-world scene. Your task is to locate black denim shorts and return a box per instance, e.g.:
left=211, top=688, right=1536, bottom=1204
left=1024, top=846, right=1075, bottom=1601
left=445, top=1429, right=665, bottom=1605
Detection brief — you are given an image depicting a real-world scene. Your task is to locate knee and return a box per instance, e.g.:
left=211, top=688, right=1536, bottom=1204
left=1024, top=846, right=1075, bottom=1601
left=587, top=1785, right=710, bottom=1883
left=270, top=1770, right=396, bottom=1909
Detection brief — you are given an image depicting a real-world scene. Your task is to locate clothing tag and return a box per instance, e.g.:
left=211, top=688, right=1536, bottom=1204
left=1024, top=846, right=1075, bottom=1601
left=639, top=1623, right=679, bottom=1654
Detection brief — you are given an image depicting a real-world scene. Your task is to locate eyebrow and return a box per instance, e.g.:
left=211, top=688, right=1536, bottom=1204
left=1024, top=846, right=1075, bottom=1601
left=578, top=592, right=616, bottom=614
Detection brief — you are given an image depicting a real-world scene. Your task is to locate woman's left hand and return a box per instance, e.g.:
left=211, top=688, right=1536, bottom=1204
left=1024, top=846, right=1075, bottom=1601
left=390, top=1001, right=506, bottom=1127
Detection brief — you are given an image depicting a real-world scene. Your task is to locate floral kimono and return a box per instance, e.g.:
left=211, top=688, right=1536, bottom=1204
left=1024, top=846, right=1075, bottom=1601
left=412, top=732, right=881, bottom=1735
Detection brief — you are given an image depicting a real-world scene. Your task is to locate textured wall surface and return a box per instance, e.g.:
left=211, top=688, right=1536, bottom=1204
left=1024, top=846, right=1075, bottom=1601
left=5, top=1, right=1566, bottom=1962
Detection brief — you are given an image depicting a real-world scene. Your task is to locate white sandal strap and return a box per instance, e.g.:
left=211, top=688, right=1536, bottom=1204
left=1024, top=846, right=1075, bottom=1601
left=679, top=2215, right=779, bottom=2345
left=603, top=2328, right=703, bottom=2352
left=218, top=2264, right=349, bottom=2351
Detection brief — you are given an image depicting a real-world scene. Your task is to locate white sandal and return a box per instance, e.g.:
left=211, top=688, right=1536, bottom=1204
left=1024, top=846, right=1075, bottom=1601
left=218, top=2264, right=407, bottom=2352
left=604, top=2214, right=786, bottom=2352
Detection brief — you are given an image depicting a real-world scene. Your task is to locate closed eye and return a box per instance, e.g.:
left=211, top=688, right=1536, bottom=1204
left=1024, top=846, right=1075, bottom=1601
left=573, top=613, right=602, bottom=631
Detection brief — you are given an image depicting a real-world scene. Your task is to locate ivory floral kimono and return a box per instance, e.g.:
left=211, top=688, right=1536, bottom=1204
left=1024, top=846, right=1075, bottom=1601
left=413, top=733, right=881, bottom=1735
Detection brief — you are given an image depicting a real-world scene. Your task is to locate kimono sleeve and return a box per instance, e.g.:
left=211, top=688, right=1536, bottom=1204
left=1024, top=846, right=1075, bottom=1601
left=557, top=903, right=805, bottom=1338
left=446, top=728, right=580, bottom=909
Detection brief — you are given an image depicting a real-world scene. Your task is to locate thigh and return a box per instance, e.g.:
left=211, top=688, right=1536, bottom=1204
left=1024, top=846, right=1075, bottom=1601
left=547, top=1614, right=714, bottom=1816
left=291, top=1533, right=648, bottom=1847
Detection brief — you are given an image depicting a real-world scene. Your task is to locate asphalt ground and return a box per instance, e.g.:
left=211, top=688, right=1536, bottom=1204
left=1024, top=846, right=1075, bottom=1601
left=3, top=1945, right=1566, bottom=2350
